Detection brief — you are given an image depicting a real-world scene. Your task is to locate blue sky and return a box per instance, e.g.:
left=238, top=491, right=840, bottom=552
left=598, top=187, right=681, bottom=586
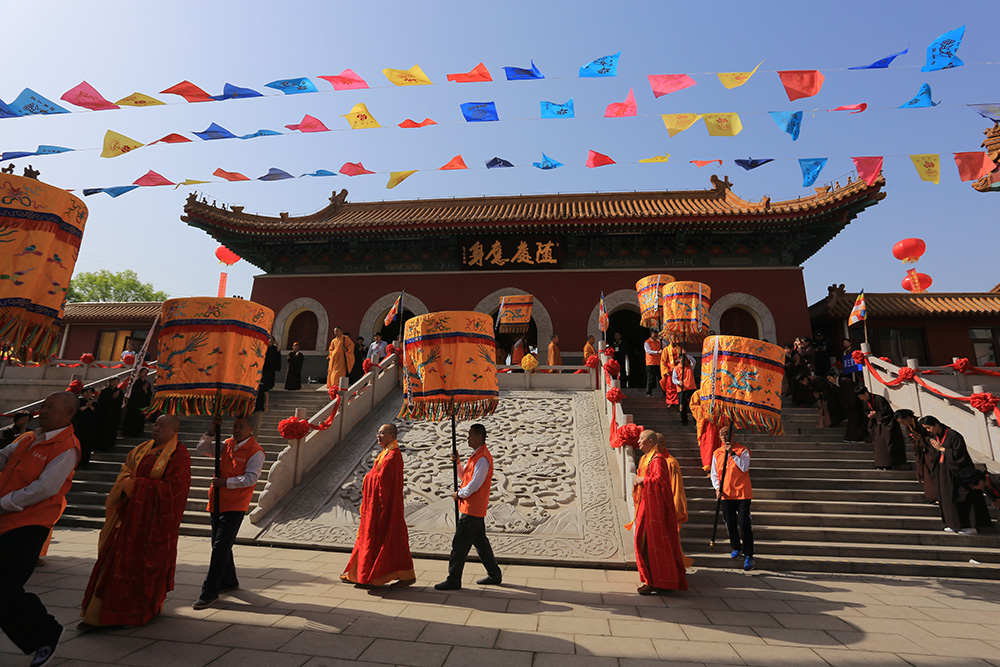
left=3, top=1, right=998, bottom=304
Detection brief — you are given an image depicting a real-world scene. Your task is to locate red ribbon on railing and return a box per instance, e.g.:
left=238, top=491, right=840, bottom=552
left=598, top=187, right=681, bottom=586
left=863, top=355, right=1000, bottom=422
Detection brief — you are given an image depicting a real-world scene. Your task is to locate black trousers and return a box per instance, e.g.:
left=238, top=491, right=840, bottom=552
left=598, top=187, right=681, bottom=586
left=201, top=511, right=245, bottom=599
left=678, top=389, right=694, bottom=424
left=645, top=366, right=661, bottom=395
left=0, top=525, right=61, bottom=654
left=722, top=499, right=754, bottom=557
left=446, top=513, right=501, bottom=583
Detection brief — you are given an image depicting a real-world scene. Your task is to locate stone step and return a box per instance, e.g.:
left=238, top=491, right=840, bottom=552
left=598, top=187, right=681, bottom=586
left=682, top=551, right=1000, bottom=579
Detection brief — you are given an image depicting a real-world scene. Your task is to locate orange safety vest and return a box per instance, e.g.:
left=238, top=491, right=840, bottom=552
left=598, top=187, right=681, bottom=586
left=0, top=428, right=80, bottom=536
left=714, top=445, right=752, bottom=500
left=676, top=365, right=696, bottom=391
left=206, top=436, right=264, bottom=513
left=644, top=338, right=662, bottom=366
left=458, top=445, right=493, bottom=518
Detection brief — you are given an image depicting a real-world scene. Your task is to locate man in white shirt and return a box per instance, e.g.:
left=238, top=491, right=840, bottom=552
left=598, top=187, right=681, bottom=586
left=367, top=332, right=388, bottom=364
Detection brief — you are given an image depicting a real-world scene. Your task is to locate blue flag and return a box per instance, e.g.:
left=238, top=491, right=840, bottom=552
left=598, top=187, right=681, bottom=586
left=899, top=83, right=938, bottom=109
left=734, top=158, right=774, bottom=171
left=0, top=99, right=22, bottom=119
left=799, top=158, right=828, bottom=187
left=769, top=111, right=802, bottom=141
left=82, top=188, right=104, bottom=197
left=486, top=157, right=513, bottom=169
left=194, top=123, right=237, bottom=140
left=922, top=26, right=964, bottom=72
left=532, top=153, right=563, bottom=170
left=212, top=83, right=264, bottom=101
left=540, top=99, right=574, bottom=119
left=238, top=129, right=281, bottom=139
left=10, top=88, right=68, bottom=115
left=579, top=52, right=620, bottom=77
left=848, top=47, right=908, bottom=70
left=265, top=77, right=318, bottom=94
left=301, top=169, right=337, bottom=177
left=0, top=151, right=34, bottom=161
left=969, top=104, right=1000, bottom=123
left=461, top=101, right=499, bottom=122
left=258, top=168, right=294, bottom=181
left=103, top=185, right=140, bottom=198
left=35, top=145, right=73, bottom=156
left=503, top=60, right=544, bottom=80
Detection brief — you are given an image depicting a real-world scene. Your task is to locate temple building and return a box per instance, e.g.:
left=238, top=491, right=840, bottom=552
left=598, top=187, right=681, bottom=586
left=181, top=175, right=885, bottom=380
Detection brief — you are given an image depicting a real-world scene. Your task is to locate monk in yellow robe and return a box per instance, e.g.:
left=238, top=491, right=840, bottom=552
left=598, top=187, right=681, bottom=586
left=546, top=334, right=562, bottom=373
left=656, top=433, right=692, bottom=570
left=327, top=327, right=355, bottom=389
left=583, top=335, right=597, bottom=361
left=659, top=344, right=679, bottom=407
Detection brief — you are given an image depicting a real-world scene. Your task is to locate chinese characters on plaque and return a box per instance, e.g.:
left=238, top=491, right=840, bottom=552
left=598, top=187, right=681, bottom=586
left=460, top=236, right=563, bottom=270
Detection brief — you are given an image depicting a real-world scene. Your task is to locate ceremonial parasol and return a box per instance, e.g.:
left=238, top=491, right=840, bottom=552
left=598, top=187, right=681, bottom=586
left=698, top=335, right=784, bottom=435
left=496, top=294, right=533, bottom=334
left=399, top=311, right=499, bottom=524
left=0, top=174, right=88, bottom=361
left=661, top=281, right=711, bottom=346
left=634, top=274, right=674, bottom=328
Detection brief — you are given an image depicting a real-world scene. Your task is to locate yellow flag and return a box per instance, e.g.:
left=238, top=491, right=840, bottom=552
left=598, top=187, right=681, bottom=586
left=115, top=92, right=164, bottom=107
left=100, top=130, right=144, bottom=158
left=174, top=179, right=210, bottom=189
left=383, top=65, right=432, bottom=86
left=661, top=113, right=702, bottom=137
left=717, top=62, right=762, bottom=89
left=910, top=154, right=941, bottom=184
left=386, top=170, right=417, bottom=189
left=639, top=155, right=670, bottom=163
left=703, top=113, right=743, bottom=137
left=343, top=102, right=381, bottom=129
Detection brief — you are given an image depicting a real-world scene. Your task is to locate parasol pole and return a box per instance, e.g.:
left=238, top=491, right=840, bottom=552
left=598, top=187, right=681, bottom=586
left=213, top=388, right=222, bottom=528
left=709, top=422, right=735, bottom=551
left=451, top=411, right=460, bottom=526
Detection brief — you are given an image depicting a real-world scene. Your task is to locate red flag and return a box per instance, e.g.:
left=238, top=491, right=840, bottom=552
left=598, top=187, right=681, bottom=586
left=828, top=103, right=867, bottom=114
left=690, top=159, right=723, bottom=168
left=132, top=170, right=174, bottom=187
left=285, top=114, right=330, bottom=132
left=586, top=150, right=615, bottom=168
left=954, top=152, right=995, bottom=181
left=398, top=118, right=437, bottom=128
left=150, top=133, right=192, bottom=145
left=447, top=63, right=493, bottom=83
left=213, top=168, right=250, bottom=182
left=61, top=81, right=119, bottom=111
left=318, top=69, right=369, bottom=90
left=340, top=161, right=375, bottom=176
left=438, top=155, right=468, bottom=170
left=604, top=88, right=637, bottom=117
left=160, top=80, right=213, bottom=102
left=647, top=74, right=697, bottom=98
left=852, top=156, right=883, bottom=185
left=777, top=70, right=825, bottom=101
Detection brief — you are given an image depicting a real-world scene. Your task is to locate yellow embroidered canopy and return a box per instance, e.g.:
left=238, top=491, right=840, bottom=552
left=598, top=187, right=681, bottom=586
left=149, top=297, right=274, bottom=416
left=635, top=274, right=674, bottom=328
left=497, top=294, right=533, bottom=333
left=0, top=174, right=88, bottom=360
left=661, top=281, right=711, bottom=346
left=399, top=310, right=499, bottom=420
left=698, top=335, right=784, bottom=435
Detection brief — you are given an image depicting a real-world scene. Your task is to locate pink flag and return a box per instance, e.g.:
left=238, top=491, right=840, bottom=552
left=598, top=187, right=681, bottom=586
left=447, top=63, right=493, bottom=83
left=285, top=114, right=330, bottom=132
left=828, top=103, right=867, bottom=114
left=852, top=156, right=883, bottom=185
left=149, top=133, right=192, bottom=145
left=586, top=150, right=615, bottom=168
left=648, top=74, right=697, bottom=98
left=954, top=152, right=996, bottom=181
left=213, top=168, right=251, bottom=182
left=340, top=161, right=375, bottom=176
left=604, top=88, right=637, bottom=117
left=399, top=118, right=437, bottom=128
left=777, top=70, right=825, bottom=101
left=61, top=81, right=119, bottom=111
left=439, top=155, right=468, bottom=170
left=690, top=159, right=722, bottom=168
left=318, top=69, right=369, bottom=90
left=132, top=170, right=174, bottom=186
left=160, top=80, right=213, bottom=102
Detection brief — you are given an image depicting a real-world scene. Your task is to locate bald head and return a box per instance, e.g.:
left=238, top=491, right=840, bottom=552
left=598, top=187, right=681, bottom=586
left=152, top=414, right=180, bottom=445
left=638, top=429, right=657, bottom=453
left=38, top=391, right=77, bottom=431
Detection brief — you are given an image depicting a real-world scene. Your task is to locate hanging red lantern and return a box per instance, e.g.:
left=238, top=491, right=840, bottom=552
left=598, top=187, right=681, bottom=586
left=902, top=270, right=932, bottom=293
left=892, top=238, right=926, bottom=264
left=215, top=245, right=242, bottom=266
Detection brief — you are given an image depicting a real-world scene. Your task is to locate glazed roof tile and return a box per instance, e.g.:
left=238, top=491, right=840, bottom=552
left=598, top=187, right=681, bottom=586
left=63, top=301, right=162, bottom=323
left=811, top=292, right=1000, bottom=319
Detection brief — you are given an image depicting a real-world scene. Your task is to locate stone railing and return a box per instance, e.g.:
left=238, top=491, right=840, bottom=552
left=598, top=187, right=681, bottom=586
left=497, top=365, right=596, bottom=390
left=2, top=367, right=154, bottom=418
left=595, top=342, right=638, bottom=516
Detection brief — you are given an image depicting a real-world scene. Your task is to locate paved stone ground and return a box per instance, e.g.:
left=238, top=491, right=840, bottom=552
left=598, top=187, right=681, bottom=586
left=5, top=527, right=1000, bottom=666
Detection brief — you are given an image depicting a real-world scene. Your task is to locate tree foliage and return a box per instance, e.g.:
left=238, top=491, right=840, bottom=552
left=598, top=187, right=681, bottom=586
left=67, top=269, right=169, bottom=303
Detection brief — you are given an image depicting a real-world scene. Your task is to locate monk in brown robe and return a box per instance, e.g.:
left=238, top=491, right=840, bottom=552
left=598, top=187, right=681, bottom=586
left=895, top=409, right=938, bottom=502
left=857, top=387, right=906, bottom=469
left=919, top=416, right=991, bottom=534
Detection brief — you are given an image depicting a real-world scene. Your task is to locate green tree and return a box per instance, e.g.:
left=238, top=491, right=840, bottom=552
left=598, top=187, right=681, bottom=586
left=67, top=269, right=169, bottom=303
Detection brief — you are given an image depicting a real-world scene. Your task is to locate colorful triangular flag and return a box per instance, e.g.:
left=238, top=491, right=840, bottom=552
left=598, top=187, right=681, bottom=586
left=661, top=113, right=702, bottom=137
left=541, top=99, right=574, bottom=119
left=61, top=81, right=119, bottom=111
left=703, top=113, right=742, bottom=137
left=777, top=70, right=825, bottom=101
left=503, top=61, right=544, bottom=80
left=717, top=63, right=761, bottom=89
left=849, top=47, right=908, bottom=70
left=799, top=158, right=828, bottom=187
left=447, top=63, right=493, bottom=83
left=387, top=170, right=417, bottom=188
left=604, top=89, right=637, bottom=117
left=532, top=153, right=563, bottom=170
left=343, top=102, right=380, bottom=129
left=769, top=111, right=802, bottom=141
left=265, top=77, right=318, bottom=94
left=340, top=162, right=375, bottom=176
left=899, top=83, right=938, bottom=108
left=318, top=69, right=369, bottom=90
left=383, top=65, right=432, bottom=86
left=439, top=155, right=468, bottom=170
left=398, top=118, right=437, bottom=128
left=586, top=150, right=615, bottom=168
left=460, top=101, right=499, bottom=122
left=132, top=170, right=174, bottom=187
left=852, top=156, right=884, bottom=185
left=115, top=92, right=164, bottom=107
left=285, top=114, right=330, bottom=132
left=580, top=52, right=620, bottom=77
left=909, top=154, right=941, bottom=184
left=648, top=74, right=696, bottom=98
left=922, top=26, right=965, bottom=71
left=160, top=80, right=213, bottom=102
left=100, top=130, right=144, bottom=158
left=213, top=168, right=251, bottom=182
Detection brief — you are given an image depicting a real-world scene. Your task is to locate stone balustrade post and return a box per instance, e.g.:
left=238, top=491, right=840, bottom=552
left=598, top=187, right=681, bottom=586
left=337, top=376, right=349, bottom=441
left=905, top=358, right=922, bottom=414
left=292, top=407, right=306, bottom=486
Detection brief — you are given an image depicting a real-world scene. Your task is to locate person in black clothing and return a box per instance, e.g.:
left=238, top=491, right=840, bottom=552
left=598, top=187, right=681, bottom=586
left=95, top=378, right=123, bottom=451
left=0, top=411, right=30, bottom=448
left=261, top=336, right=281, bottom=392
left=347, top=333, right=364, bottom=385
left=838, top=374, right=867, bottom=442
left=284, top=342, right=304, bottom=390
left=73, top=389, right=98, bottom=468
left=961, top=468, right=1000, bottom=510
left=856, top=386, right=906, bottom=470
left=122, top=368, right=152, bottom=437
left=894, top=409, right=938, bottom=503
left=609, top=332, right=628, bottom=386
left=919, top=416, right=991, bottom=534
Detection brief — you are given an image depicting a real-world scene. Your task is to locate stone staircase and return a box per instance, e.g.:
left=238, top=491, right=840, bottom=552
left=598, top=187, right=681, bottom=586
left=624, top=390, right=1000, bottom=579
left=59, top=388, right=334, bottom=537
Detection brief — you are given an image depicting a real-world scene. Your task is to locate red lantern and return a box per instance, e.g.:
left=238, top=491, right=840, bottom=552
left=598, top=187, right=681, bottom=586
left=892, top=238, right=926, bottom=264
left=902, top=271, right=932, bottom=293
left=215, top=245, right=242, bottom=266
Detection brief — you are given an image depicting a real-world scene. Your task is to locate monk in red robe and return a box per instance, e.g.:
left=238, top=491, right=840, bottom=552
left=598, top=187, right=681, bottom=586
left=341, top=423, right=415, bottom=588
left=659, top=345, right=679, bottom=407
left=630, top=429, right=688, bottom=594
left=689, top=390, right=723, bottom=472
left=80, top=415, right=191, bottom=629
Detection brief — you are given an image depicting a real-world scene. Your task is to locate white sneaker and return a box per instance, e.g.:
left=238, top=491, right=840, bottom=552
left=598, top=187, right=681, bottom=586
left=943, top=527, right=956, bottom=533
left=958, top=528, right=978, bottom=536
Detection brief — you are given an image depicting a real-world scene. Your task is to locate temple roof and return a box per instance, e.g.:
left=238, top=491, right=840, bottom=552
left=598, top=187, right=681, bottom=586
left=810, top=285, right=1000, bottom=319
left=63, top=302, right=162, bottom=323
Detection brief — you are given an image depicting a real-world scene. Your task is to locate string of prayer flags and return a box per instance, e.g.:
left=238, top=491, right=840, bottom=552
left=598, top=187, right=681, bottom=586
left=100, top=130, right=144, bottom=157
left=265, top=77, right=318, bottom=95
left=84, top=186, right=139, bottom=198
left=541, top=100, right=574, bottom=119
left=849, top=47, right=908, bottom=70
left=151, top=133, right=191, bottom=144
left=777, top=70, right=825, bottom=101
left=343, top=102, right=380, bottom=128
left=447, top=63, right=492, bottom=83
left=910, top=154, right=941, bottom=184
left=852, top=156, right=884, bottom=185
left=161, top=80, right=213, bottom=102
left=639, top=154, right=670, bottom=163
left=799, top=157, right=828, bottom=186
left=285, top=114, right=329, bottom=132
left=485, top=157, right=513, bottom=169
left=115, top=92, right=163, bottom=107
left=461, top=101, right=498, bottom=122
left=504, top=61, right=544, bottom=80
left=258, top=168, right=293, bottom=181
left=340, top=162, right=375, bottom=176
left=703, top=113, right=742, bottom=137
left=0, top=150, right=32, bottom=160
left=969, top=104, right=1000, bottom=122
left=604, top=89, right=637, bottom=117
left=61, top=81, right=119, bottom=111
left=717, top=63, right=761, bottom=89
left=769, top=111, right=802, bottom=140
left=194, top=123, right=237, bottom=140
left=318, top=70, right=369, bottom=90
left=922, top=26, right=965, bottom=72
left=438, top=155, right=468, bottom=170
left=302, top=169, right=336, bottom=177
left=213, top=168, right=251, bottom=181
left=383, top=65, right=432, bottom=86
left=899, top=83, right=938, bottom=108
left=579, top=52, right=620, bottom=77
left=954, top=151, right=995, bottom=181
left=690, top=159, right=722, bottom=168
left=1, top=146, right=72, bottom=161
left=212, top=83, right=263, bottom=101
left=661, top=113, right=702, bottom=137
left=734, top=158, right=773, bottom=170
left=532, top=153, right=563, bottom=170
left=239, top=129, right=280, bottom=139
left=387, top=170, right=417, bottom=189
left=0, top=100, right=21, bottom=118
left=586, top=150, right=615, bottom=168
left=828, top=103, right=867, bottom=114
left=175, top=179, right=210, bottom=188
left=10, top=89, right=69, bottom=116
left=132, top=170, right=174, bottom=187
left=648, top=74, right=696, bottom=98
left=398, top=118, right=437, bottom=128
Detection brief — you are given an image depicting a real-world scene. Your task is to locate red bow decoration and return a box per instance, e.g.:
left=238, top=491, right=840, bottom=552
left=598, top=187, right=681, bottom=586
left=971, top=392, right=1000, bottom=414
left=953, top=358, right=971, bottom=373
left=603, top=359, right=621, bottom=379
left=851, top=350, right=866, bottom=365
left=385, top=343, right=396, bottom=356
left=896, top=367, right=916, bottom=382
left=123, top=353, right=136, bottom=365
left=585, top=354, right=600, bottom=369
left=362, top=358, right=374, bottom=373
left=278, top=416, right=311, bottom=440
left=80, top=353, right=95, bottom=365
left=878, top=356, right=892, bottom=363
left=614, top=423, right=644, bottom=449
left=67, top=379, right=84, bottom=394
left=606, top=387, right=625, bottom=404
left=602, top=348, right=614, bottom=357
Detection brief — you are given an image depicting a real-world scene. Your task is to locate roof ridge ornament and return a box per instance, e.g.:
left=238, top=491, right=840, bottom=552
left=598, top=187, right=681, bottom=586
left=329, top=189, right=349, bottom=207
left=709, top=174, right=732, bottom=192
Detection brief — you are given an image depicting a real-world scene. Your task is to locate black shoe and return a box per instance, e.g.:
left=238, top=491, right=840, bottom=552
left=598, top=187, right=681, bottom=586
left=30, top=624, right=62, bottom=667
left=434, top=580, right=462, bottom=591
left=218, top=585, right=239, bottom=594
left=477, top=576, right=502, bottom=586
left=192, top=596, right=218, bottom=610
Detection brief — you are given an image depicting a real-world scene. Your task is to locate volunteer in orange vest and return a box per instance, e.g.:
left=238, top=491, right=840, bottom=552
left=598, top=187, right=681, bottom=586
left=643, top=330, right=663, bottom=396
left=711, top=427, right=755, bottom=571
left=193, top=416, right=265, bottom=609
left=435, top=423, right=503, bottom=590
left=672, top=352, right=698, bottom=426
left=0, top=391, right=80, bottom=665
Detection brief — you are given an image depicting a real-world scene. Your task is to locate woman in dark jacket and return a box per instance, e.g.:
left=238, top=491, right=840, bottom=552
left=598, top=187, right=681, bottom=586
left=918, top=416, right=991, bottom=534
